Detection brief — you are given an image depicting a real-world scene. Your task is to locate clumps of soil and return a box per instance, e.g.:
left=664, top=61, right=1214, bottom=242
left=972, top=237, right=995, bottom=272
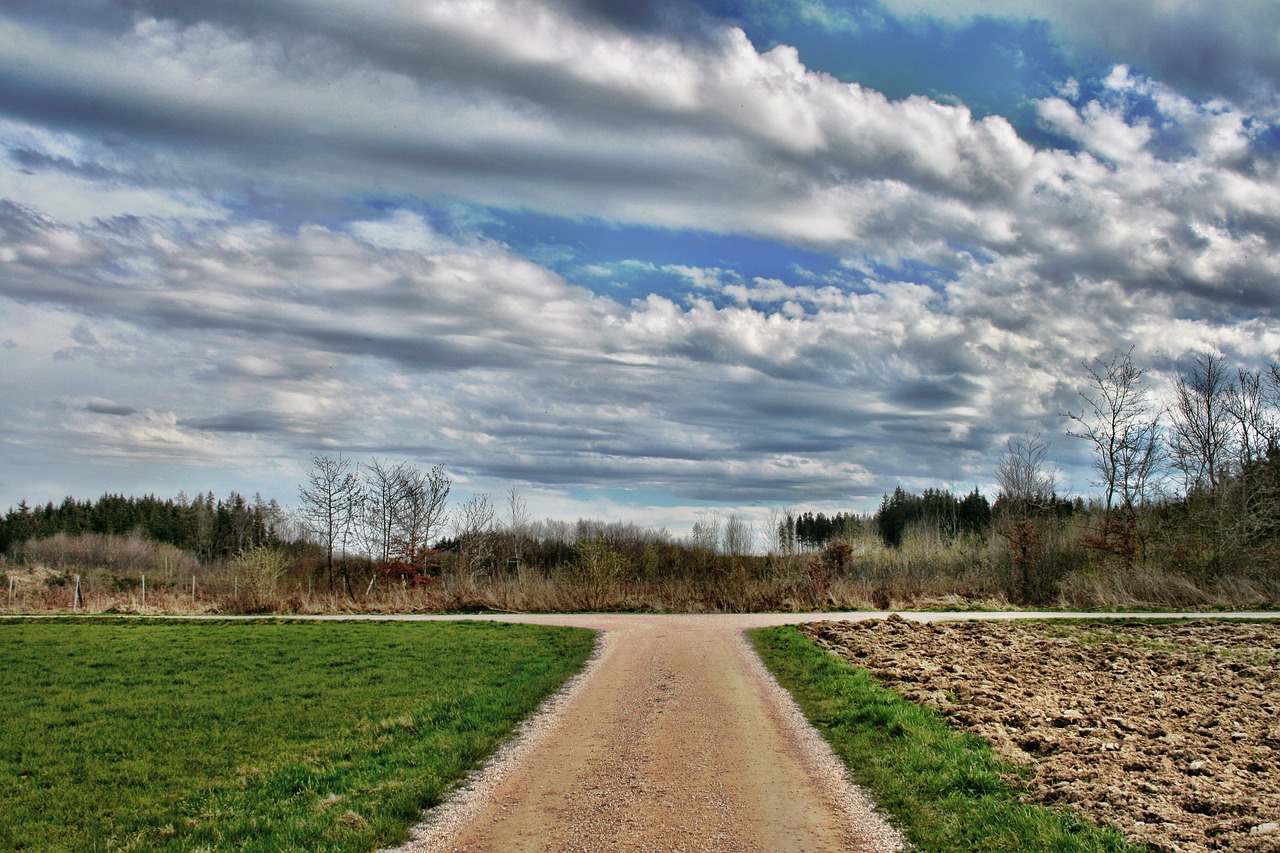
left=801, top=617, right=1280, bottom=852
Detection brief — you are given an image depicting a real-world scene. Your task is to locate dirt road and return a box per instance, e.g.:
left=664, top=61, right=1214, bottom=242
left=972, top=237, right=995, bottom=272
left=389, top=614, right=904, bottom=852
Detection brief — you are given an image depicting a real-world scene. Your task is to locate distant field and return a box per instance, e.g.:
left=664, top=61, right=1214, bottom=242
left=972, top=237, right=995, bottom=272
left=0, top=618, right=595, bottom=852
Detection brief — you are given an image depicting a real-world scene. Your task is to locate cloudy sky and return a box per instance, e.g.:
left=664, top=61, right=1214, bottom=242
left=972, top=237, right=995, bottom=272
left=2, top=0, right=1279, bottom=536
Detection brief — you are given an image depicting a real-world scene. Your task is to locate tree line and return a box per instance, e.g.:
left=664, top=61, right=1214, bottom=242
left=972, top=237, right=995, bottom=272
left=0, top=491, right=288, bottom=560
left=766, top=348, right=1280, bottom=603
left=1057, top=348, right=1280, bottom=579
left=771, top=488, right=994, bottom=552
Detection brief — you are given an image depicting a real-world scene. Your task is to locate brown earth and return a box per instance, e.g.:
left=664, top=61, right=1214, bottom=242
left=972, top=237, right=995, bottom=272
left=802, top=617, right=1280, bottom=852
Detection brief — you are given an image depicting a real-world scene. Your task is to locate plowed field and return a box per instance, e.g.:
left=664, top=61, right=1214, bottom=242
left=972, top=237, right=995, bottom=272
left=802, top=617, right=1280, bottom=852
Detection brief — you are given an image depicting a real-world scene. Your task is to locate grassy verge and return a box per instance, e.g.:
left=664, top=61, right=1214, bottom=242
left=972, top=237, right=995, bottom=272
left=749, top=625, right=1141, bottom=852
left=0, top=618, right=595, bottom=852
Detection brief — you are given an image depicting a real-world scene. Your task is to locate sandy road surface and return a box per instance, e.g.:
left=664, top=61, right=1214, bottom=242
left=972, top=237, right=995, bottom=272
left=388, top=613, right=905, bottom=853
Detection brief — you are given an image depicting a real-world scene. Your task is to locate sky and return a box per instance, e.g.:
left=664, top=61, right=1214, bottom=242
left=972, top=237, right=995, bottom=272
left=2, top=0, right=1280, bottom=539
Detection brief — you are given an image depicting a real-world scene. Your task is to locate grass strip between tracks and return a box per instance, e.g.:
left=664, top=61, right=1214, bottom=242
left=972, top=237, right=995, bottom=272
left=750, top=624, right=1142, bottom=852
left=0, top=617, right=595, bottom=852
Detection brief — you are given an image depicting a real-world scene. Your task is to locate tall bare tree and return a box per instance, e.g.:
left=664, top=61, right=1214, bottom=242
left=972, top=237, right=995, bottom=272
left=359, top=457, right=403, bottom=565
left=995, top=433, right=1056, bottom=510
left=689, top=515, right=721, bottom=553
left=1226, top=367, right=1278, bottom=469
left=994, top=434, right=1060, bottom=601
left=721, top=513, right=755, bottom=557
left=453, top=492, right=497, bottom=579
left=1168, top=351, right=1233, bottom=493
left=297, top=454, right=360, bottom=591
left=765, top=506, right=799, bottom=558
left=1066, top=348, right=1162, bottom=520
left=1217, top=367, right=1280, bottom=558
left=390, top=463, right=451, bottom=567
left=505, top=487, right=530, bottom=571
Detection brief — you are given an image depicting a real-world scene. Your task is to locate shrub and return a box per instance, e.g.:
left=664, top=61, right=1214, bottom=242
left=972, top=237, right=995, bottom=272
left=229, top=545, right=289, bottom=608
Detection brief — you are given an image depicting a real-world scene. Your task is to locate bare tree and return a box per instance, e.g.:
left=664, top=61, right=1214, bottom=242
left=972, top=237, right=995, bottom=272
left=721, top=513, right=755, bottom=557
left=391, top=463, right=451, bottom=567
left=458, top=493, right=497, bottom=536
left=1168, top=351, right=1233, bottom=493
left=995, top=433, right=1056, bottom=510
left=689, top=515, right=721, bottom=553
left=1269, top=362, right=1280, bottom=411
left=359, top=457, right=403, bottom=565
left=297, top=454, right=360, bottom=591
left=1226, top=367, right=1278, bottom=469
left=453, top=492, right=497, bottom=579
left=994, top=434, right=1060, bottom=602
left=765, top=506, right=798, bottom=557
left=505, top=487, right=530, bottom=571
left=1218, top=367, right=1280, bottom=559
left=1066, top=348, right=1162, bottom=520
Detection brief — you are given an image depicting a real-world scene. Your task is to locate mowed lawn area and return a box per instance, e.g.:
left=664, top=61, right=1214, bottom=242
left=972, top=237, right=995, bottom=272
left=0, top=618, right=595, bottom=852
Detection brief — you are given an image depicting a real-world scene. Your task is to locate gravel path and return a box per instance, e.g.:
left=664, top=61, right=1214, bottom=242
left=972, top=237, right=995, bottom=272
left=385, top=614, right=906, bottom=853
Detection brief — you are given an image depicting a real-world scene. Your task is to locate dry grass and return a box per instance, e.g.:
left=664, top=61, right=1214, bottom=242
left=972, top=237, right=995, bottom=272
left=1054, top=565, right=1280, bottom=610
left=3, top=520, right=1275, bottom=616
left=10, top=532, right=199, bottom=577
left=0, top=560, right=1003, bottom=616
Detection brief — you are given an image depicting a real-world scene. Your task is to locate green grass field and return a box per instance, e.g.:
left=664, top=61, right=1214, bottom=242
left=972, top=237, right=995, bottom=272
left=0, top=618, right=595, bottom=852
left=750, top=625, right=1141, bottom=853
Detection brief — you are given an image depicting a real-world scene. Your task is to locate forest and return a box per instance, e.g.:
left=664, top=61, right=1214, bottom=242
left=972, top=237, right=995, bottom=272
left=2, top=349, right=1279, bottom=613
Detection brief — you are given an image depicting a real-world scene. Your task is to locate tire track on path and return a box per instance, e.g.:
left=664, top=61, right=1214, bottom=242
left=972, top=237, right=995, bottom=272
left=389, top=614, right=904, bottom=852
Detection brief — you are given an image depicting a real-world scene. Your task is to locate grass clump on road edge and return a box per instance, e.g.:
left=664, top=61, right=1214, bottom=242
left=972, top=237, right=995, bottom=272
left=0, top=618, right=595, bottom=852
left=749, top=625, right=1140, bottom=852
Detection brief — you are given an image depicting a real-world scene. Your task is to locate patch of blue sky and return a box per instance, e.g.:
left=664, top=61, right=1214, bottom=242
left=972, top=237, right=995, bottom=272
left=355, top=197, right=497, bottom=240
left=946, top=239, right=996, bottom=266
left=348, top=195, right=1014, bottom=319
left=471, top=207, right=859, bottom=302
left=1093, top=76, right=1259, bottom=163
left=708, top=0, right=1086, bottom=149
left=1247, top=119, right=1280, bottom=154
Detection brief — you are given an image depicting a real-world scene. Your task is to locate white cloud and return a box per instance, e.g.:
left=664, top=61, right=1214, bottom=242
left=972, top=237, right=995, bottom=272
left=2, top=1, right=1279, bottom=517
left=3, top=1, right=1276, bottom=304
